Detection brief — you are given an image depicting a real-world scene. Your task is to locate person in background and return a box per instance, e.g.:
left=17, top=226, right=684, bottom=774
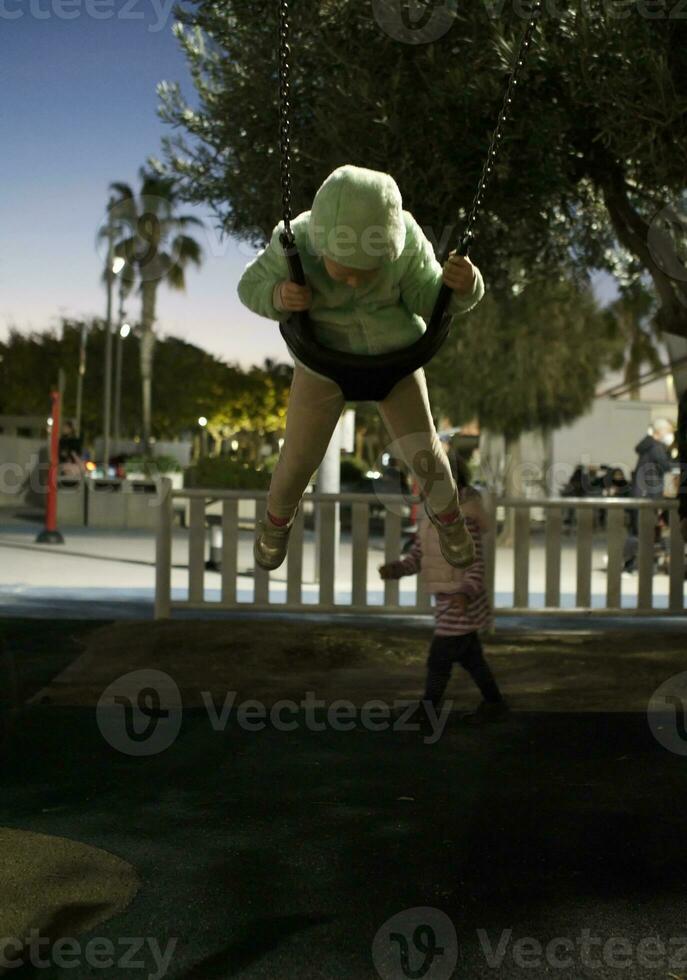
left=590, top=464, right=613, bottom=528
left=624, top=418, right=675, bottom=572
left=678, top=390, right=687, bottom=542
left=605, top=467, right=631, bottom=498
left=378, top=448, right=508, bottom=728
left=590, top=464, right=612, bottom=495
left=598, top=466, right=631, bottom=529
left=58, top=420, right=84, bottom=478
left=561, top=464, right=588, bottom=528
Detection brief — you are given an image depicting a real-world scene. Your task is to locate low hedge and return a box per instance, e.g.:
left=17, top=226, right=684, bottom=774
left=185, top=455, right=272, bottom=490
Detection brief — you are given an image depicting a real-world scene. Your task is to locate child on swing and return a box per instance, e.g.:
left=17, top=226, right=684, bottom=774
left=379, top=448, right=509, bottom=726
left=237, top=164, right=485, bottom=572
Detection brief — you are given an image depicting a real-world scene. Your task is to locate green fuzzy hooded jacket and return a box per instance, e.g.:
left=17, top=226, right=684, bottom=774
left=237, top=164, right=485, bottom=382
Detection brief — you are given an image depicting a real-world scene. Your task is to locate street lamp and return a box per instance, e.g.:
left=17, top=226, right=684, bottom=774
left=101, top=199, right=119, bottom=473
left=198, top=416, right=208, bottom=458
left=113, top=314, right=131, bottom=460
left=75, top=321, right=88, bottom=440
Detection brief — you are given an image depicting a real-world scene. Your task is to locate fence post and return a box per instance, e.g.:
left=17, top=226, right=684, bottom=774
left=513, top=504, right=530, bottom=609
left=482, top=490, right=497, bottom=635
left=154, top=477, right=173, bottom=619
left=669, top=505, right=685, bottom=613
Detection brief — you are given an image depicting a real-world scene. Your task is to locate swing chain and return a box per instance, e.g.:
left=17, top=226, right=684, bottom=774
left=278, top=0, right=295, bottom=249
left=458, top=0, right=543, bottom=256
left=278, top=0, right=542, bottom=258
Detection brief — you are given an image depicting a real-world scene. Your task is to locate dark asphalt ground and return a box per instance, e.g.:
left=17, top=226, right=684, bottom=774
left=1, top=618, right=687, bottom=980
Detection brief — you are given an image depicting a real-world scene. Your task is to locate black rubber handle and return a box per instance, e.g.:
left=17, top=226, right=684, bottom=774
left=279, top=231, right=307, bottom=286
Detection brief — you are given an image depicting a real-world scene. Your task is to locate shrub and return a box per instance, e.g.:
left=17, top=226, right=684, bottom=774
left=121, top=454, right=182, bottom=477
left=184, top=455, right=272, bottom=490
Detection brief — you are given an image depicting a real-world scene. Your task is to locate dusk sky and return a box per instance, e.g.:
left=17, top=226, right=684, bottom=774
left=2, top=1, right=621, bottom=376
left=1, top=0, right=289, bottom=371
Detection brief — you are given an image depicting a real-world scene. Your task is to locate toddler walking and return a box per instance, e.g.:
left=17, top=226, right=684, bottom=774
left=379, top=451, right=509, bottom=727
left=237, top=164, right=485, bottom=572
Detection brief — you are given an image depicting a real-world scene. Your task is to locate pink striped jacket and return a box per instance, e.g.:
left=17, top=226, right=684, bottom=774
left=391, top=489, right=493, bottom=636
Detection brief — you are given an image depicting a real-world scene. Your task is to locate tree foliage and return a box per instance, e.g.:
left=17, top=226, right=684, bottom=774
left=150, top=0, right=687, bottom=340
left=0, top=320, right=291, bottom=446
left=425, top=274, right=625, bottom=440
left=603, top=279, right=664, bottom=399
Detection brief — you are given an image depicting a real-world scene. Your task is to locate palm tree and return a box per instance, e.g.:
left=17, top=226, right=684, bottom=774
left=607, top=280, right=663, bottom=400
left=99, top=168, right=204, bottom=454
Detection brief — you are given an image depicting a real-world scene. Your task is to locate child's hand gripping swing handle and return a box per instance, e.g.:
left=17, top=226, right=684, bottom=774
left=278, top=231, right=313, bottom=312
left=276, top=233, right=475, bottom=313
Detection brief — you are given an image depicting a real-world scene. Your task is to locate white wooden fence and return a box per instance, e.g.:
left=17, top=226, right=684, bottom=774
left=154, top=482, right=686, bottom=619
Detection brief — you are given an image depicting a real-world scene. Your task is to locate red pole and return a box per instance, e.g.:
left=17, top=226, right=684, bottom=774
left=36, top=389, right=64, bottom=544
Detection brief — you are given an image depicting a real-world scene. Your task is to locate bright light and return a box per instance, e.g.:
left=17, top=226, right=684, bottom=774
left=112, top=257, right=126, bottom=275
left=381, top=453, right=390, bottom=466
left=365, top=469, right=382, bottom=479
left=231, top=439, right=239, bottom=450
left=47, top=418, right=53, bottom=427
left=120, top=322, right=131, bottom=338
left=198, top=416, right=208, bottom=427
left=278, top=438, right=284, bottom=449
left=85, top=461, right=96, bottom=472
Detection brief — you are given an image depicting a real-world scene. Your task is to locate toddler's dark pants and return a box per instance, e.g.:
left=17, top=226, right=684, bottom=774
left=424, top=631, right=503, bottom=706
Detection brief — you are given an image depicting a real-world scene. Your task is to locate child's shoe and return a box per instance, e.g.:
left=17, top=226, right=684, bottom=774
left=461, top=698, right=510, bottom=726
left=253, top=507, right=298, bottom=571
left=424, top=501, right=476, bottom=569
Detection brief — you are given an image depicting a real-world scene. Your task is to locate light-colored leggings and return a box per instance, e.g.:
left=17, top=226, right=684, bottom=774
left=267, top=363, right=460, bottom=520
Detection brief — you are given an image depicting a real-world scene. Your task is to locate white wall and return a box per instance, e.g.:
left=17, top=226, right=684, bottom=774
left=478, top=397, right=679, bottom=499
left=0, top=435, right=46, bottom=472
left=0, top=436, right=47, bottom=507
left=550, top=399, right=652, bottom=488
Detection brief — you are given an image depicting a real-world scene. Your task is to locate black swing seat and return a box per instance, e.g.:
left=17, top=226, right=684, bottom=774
left=279, top=309, right=452, bottom=402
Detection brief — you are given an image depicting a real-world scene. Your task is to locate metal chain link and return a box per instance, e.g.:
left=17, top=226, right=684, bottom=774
left=278, top=0, right=295, bottom=248
left=458, top=0, right=543, bottom=255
